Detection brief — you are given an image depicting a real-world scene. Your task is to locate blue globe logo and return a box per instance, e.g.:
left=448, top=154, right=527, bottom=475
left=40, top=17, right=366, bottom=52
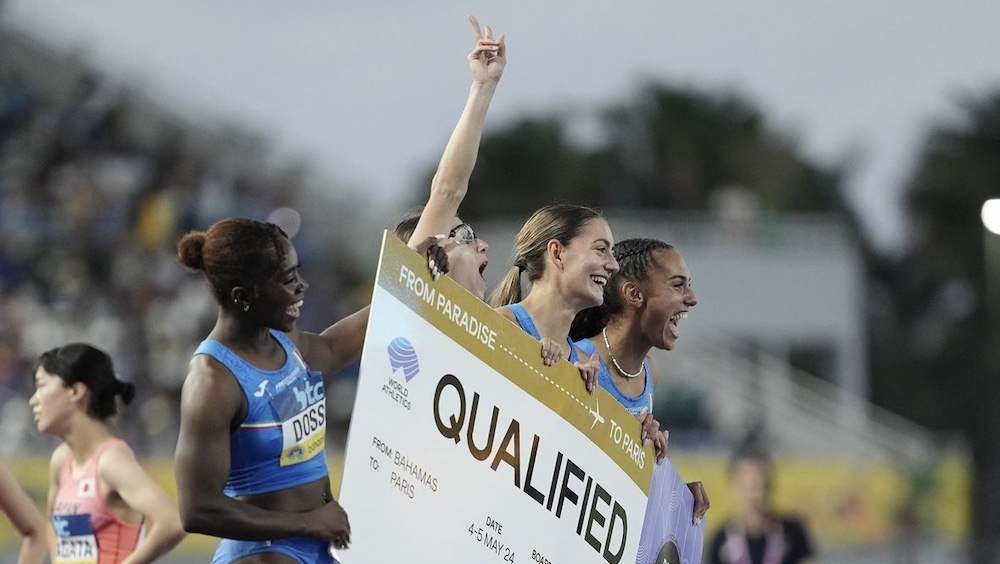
left=387, top=337, right=420, bottom=382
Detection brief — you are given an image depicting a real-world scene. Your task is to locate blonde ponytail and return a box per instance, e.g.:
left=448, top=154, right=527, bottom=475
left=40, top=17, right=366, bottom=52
left=489, top=265, right=523, bottom=308
left=491, top=203, right=604, bottom=308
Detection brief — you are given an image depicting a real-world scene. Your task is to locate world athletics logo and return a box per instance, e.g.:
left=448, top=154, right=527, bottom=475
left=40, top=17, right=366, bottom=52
left=387, top=337, right=420, bottom=382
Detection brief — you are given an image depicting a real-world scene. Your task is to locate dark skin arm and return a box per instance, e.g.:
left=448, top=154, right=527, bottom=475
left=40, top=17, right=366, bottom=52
left=174, top=355, right=350, bottom=543
left=292, top=305, right=371, bottom=378
left=638, top=409, right=668, bottom=464
left=291, top=238, right=447, bottom=375
left=687, top=480, right=710, bottom=525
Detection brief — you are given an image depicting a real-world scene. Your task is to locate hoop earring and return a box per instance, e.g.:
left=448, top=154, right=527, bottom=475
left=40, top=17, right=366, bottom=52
left=243, top=303, right=250, bottom=312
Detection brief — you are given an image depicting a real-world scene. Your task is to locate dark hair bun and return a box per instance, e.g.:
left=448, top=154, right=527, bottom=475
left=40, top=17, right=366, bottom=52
left=176, top=231, right=208, bottom=272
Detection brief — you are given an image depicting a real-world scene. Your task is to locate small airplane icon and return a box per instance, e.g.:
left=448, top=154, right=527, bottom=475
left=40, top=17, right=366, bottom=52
left=588, top=394, right=605, bottom=430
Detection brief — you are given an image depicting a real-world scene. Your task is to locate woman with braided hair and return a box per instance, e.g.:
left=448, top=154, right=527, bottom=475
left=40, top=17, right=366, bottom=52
left=570, top=237, right=710, bottom=523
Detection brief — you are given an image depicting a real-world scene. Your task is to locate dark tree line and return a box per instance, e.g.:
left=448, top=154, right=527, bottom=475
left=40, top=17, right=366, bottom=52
left=410, top=82, right=1000, bottom=560
left=881, top=92, right=1000, bottom=562
left=421, top=83, right=847, bottom=219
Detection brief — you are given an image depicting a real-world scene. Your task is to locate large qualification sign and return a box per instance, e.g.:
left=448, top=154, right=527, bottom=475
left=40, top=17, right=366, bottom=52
left=338, top=233, right=704, bottom=563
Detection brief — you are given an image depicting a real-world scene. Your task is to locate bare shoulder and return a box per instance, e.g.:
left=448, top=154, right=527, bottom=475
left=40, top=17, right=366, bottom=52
left=50, top=443, right=71, bottom=472
left=495, top=306, right=516, bottom=323
left=183, top=354, right=242, bottom=400
left=98, top=441, right=138, bottom=469
left=96, top=441, right=143, bottom=484
left=179, top=354, right=246, bottom=430
left=283, top=327, right=312, bottom=360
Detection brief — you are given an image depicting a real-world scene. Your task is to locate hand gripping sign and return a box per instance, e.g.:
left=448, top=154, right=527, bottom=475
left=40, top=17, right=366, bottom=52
left=337, top=233, right=704, bottom=563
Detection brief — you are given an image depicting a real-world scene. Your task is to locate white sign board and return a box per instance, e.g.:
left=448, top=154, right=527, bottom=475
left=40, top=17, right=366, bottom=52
left=338, top=233, right=703, bottom=564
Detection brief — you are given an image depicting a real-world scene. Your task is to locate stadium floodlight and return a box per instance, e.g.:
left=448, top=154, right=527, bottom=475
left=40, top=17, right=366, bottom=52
left=984, top=199, right=1000, bottom=333
left=982, top=199, right=1000, bottom=235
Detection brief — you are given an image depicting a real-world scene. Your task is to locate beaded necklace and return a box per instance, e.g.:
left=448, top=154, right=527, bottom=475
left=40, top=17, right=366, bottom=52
left=602, top=328, right=643, bottom=378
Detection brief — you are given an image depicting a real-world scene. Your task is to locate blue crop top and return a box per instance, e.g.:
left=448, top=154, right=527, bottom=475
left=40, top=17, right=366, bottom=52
left=506, top=303, right=580, bottom=364
left=193, top=330, right=329, bottom=497
left=576, top=338, right=654, bottom=416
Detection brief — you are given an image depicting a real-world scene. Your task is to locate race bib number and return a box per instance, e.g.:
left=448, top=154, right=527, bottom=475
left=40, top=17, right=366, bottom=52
left=270, top=370, right=326, bottom=466
left=52, top=514, right=98, bottom=564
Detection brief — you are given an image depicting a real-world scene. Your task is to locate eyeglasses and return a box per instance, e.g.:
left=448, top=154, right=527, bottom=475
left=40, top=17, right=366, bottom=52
left=447, top=223, right=477, bottom=245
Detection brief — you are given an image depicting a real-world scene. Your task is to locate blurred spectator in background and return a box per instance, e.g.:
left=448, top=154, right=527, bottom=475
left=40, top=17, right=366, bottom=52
left=706, top=440, right=818, bottom=564
left=0, top=60, right=364, bottom=457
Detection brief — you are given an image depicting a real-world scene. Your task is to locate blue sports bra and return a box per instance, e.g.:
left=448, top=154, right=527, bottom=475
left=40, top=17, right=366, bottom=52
left=575, top=338, right=653, bottom=415
left=193, top=330, right=329, bottom=497
left=506, top=303, right=580, bottom=364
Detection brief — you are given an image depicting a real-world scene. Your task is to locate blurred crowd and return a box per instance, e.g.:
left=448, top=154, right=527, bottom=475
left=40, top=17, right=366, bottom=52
left=0, top=67, right=365, bottom=458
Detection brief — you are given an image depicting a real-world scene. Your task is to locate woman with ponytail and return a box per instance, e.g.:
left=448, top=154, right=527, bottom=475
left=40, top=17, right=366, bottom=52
left=29, top=343, right=185, bottom=563
left=488, top=203, right=620, bottom=390
left=167, top=15, right=504, bottom=562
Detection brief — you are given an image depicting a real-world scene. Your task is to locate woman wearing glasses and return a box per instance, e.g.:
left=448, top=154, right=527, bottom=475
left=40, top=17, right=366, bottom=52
left=393, top=15, right=502, bottom=300
left=171, top=16, right=503, bottom=564
left=431, top=222, right=488, bottom=299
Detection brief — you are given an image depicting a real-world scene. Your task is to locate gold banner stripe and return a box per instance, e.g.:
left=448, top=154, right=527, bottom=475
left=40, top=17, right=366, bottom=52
left=375, top=232, right=654, bottom=491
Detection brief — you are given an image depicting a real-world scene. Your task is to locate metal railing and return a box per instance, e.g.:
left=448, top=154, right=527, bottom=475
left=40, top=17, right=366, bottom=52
left=656, top=325, right=957, bottom=464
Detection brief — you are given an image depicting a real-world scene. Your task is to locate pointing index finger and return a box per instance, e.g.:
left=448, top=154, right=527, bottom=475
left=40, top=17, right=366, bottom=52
left=468, top=15, right=482, bottom=42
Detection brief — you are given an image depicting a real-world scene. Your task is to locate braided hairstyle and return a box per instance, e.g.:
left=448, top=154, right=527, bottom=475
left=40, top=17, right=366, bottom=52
left=176, top=217, right=290, bottom=309
left=34, top=343, right=135, bottom=421
left=569, top=237, right=674, bottom=341
left=488, top=203, right=606, bottom=308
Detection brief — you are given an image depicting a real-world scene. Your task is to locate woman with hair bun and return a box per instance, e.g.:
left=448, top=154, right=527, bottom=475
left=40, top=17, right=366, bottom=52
left=168, top=17, right=500, bottom=563
left=173, top=218, right=355, bottom=563
left=29, top=343, right=185, bottom=564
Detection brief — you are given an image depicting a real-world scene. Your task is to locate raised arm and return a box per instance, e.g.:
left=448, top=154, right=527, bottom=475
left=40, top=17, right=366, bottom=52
left=407, top=14, right=506, bottom=246
left=294, top=243, right=444, bottom=376
left=289, top=16, right=504, bottom=375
